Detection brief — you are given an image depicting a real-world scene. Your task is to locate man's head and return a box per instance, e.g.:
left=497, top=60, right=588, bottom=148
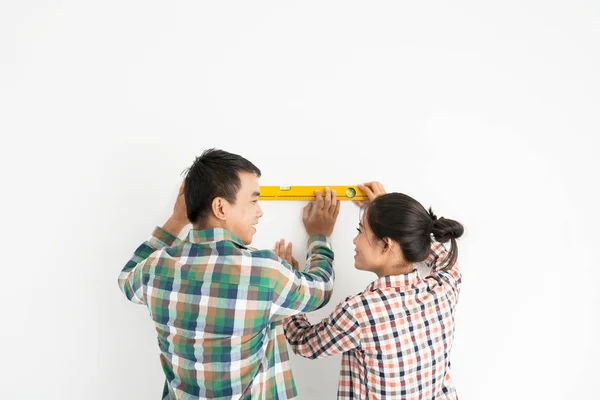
left=184, top=148, right=263, bottom=244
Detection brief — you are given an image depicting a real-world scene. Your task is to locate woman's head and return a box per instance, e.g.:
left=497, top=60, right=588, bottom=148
left=353, top=193, right=464, bottom=276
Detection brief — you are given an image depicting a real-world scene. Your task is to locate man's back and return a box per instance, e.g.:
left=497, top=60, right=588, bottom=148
left=119, top=226, right=334, bottom=399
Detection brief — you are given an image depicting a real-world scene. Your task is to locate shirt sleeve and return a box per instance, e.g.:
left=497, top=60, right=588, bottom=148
left=283, top=298, right=361, bottom=359
left=118, top=227, right=182, bottom=304
left=269, top=234, right=335, bottom=321
left=424, top=241, right=462, bottom=285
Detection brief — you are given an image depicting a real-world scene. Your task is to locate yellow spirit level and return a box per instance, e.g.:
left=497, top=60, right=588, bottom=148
left=259, top=186, right=368, bottom=201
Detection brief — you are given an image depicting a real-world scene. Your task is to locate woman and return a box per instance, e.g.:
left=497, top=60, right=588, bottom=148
left=275, top=182, right=464, bottom=399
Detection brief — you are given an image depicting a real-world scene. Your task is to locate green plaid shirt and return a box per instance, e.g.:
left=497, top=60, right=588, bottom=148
left=118, top=227, right=334, bottom=399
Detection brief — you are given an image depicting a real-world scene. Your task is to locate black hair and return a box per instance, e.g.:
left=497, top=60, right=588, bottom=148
left=364, top=193, right=464, bottom=270
left=183, top=148, right=261, bottom=224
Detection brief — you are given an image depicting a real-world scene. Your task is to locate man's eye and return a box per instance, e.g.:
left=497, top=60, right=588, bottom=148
left=356, top=227, right=361, bottom=233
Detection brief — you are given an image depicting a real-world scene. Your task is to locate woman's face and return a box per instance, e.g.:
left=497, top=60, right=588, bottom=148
left=352, top=213, right=385, bottom=273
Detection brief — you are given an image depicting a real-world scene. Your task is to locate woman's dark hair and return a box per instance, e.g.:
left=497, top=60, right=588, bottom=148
left=364, top=193, right=464, bottom=270
left=183, top=148, right=261, bottom=224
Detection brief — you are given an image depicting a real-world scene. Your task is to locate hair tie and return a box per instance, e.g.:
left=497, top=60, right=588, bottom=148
left=429, top=217, right=437, bottom=233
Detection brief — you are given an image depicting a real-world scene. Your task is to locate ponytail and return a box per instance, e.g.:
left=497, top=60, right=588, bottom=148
left=429, top=207, right=464, bottom=270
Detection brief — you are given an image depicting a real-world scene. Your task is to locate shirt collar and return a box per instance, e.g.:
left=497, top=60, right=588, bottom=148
left=367, top=269, right=422, bottom=291
left=187, top=228, right=247, bottom=248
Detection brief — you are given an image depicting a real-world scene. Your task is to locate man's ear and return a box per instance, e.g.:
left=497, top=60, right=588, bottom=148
left=212, top=197, right=227, bottom=221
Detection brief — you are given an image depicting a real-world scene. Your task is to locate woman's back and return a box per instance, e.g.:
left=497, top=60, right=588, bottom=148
left=340, top=243, right=460, bottom=399
left=283, top=186, right=465, bottom=399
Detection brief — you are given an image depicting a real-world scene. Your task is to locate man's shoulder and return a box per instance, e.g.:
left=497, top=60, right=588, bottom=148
left=246, top=247, right=284, bottom=267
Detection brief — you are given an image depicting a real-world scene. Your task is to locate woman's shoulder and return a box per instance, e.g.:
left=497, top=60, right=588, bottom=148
left=335, top=288, right=388, bottom=326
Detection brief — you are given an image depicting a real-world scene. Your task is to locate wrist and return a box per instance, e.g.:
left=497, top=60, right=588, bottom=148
left=163, top=216, right=188, bottom=237
left=306, top=233, right=330, bottom=247
left=308, top=231, right=331, bottom=238
left=306, top=227, right=331, bottom=237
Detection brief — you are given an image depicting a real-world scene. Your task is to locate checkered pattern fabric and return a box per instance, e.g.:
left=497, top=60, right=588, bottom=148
left=119, top=227, right=335, bottom=399
left=284, top=242, right=460, bottom=399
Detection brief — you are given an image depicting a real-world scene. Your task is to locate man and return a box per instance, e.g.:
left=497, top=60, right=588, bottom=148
left=118, top=148, right=340, bottom=399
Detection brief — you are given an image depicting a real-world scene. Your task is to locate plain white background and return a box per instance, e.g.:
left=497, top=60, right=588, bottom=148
left=1, top=1, right=598, bottom=399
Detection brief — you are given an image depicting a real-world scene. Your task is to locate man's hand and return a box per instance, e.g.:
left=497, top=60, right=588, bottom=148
left=163, top=180, right=189, bottom=236
left=302, top=187, right=340, bottom=237
left=274, top=239, right=300, bottom=271
left=172, top=180, right=188, bottom=223
left=353, top=182, right=387, bottom=207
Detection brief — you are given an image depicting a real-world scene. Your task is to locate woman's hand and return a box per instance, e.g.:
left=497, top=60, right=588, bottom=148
left=353, top=182, right=387, bottom=207
left=274, top=239, right=300, bottom=271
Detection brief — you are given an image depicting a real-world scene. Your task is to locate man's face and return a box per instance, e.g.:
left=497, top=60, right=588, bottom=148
left=223, top=172, right=263, bottom=245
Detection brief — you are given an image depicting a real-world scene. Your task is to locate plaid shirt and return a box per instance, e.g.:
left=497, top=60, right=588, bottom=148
left=118, top=227, right=335, bottom=399
left=284, top=242, right=460, bottom=399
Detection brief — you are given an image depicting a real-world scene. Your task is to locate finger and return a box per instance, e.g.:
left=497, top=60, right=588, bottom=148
left=358, top=183, right=376, bottom=201
left=292, top=258, right=299, bottom=271
left=286, top=242, right=293, bottom=264
left=373, top=181, right=386, bottom=196
left=279, top=239, right=285, bottom=258
left=323, top=187, right=332, bottom=211
left=315, top=190, right=324, bottom=210
left=352, top=200, right=364, bottom=208
left=274, top=240, right=280, bottom=257
left=329, top=189, right=337, bottom=213
left=334, top=199, right=341, bottom=218
left=303, top=202, right=312, bottom=221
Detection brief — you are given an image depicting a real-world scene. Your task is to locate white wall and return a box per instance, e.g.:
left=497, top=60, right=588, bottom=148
left=1, top=1, right=598, bottom=399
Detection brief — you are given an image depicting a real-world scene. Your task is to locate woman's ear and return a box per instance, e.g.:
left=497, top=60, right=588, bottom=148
left=212, top=197, right=227, bottom=221
left=381, top=237, right=393, bottom=253
left=382, top=238, right=402, bottom=257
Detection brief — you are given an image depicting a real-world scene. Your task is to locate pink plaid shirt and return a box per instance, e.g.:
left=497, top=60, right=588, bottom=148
left=284, top=242, right=460, bottom=399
